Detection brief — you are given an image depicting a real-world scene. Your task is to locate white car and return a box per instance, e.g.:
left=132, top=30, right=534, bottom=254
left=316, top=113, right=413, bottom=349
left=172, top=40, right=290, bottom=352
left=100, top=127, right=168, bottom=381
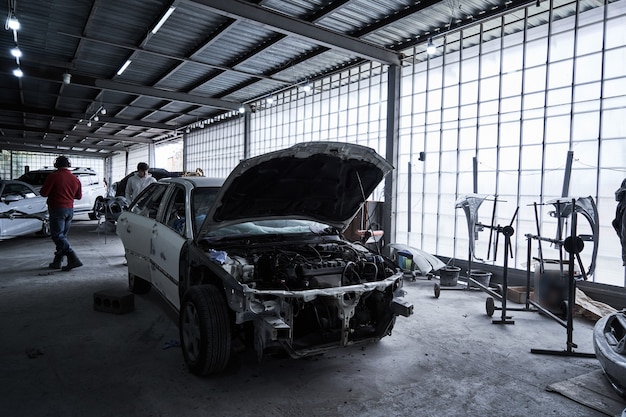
left=117, top=142, right=413, bottom=375
left=18, top=167, right=106, bottom=213
left=0, top=180, right=49, bottom=240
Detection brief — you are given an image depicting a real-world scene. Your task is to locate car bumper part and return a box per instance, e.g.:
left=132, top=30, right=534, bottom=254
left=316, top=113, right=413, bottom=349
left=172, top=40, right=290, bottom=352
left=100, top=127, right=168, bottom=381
left=593, top=309, right=626, bottom=398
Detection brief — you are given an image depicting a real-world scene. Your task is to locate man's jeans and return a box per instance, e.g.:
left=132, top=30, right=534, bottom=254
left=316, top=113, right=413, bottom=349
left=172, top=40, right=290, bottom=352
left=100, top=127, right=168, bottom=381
left=49, top=208, right=74, bottom=255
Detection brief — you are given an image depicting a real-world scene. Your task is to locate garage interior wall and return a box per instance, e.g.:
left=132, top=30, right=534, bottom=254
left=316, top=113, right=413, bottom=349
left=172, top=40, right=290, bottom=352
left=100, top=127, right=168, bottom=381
left=3, top=0, right=624, bottom=288
left=394, top=0, right=626, bottom=287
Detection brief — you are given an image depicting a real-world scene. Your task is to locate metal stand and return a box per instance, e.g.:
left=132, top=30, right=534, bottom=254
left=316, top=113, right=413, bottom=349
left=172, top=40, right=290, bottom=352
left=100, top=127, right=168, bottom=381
left=526, top=199, right=595, bottom=358
left=483, top=224, right=516, bottom=324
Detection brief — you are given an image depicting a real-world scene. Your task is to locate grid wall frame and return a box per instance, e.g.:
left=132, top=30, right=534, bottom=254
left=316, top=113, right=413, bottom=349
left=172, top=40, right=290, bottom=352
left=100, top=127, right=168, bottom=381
left=398, top=0, right=626, bottom=287
left=185, top=118, right=245, bottom=179
left=248, top=61, right=390, bottom=203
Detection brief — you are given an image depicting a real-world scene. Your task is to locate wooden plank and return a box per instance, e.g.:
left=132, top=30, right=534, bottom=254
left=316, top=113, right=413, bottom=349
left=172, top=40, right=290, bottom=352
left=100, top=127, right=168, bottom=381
left=547, top=369, right=626, bottom=416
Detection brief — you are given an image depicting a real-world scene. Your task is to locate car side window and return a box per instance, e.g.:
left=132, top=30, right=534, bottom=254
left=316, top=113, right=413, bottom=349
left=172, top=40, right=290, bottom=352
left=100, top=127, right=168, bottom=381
left=130, top=183, right=167, bottom=219
left=191, top=188, right=219, bottom=233
left=162, top=186, right=187, bottom=236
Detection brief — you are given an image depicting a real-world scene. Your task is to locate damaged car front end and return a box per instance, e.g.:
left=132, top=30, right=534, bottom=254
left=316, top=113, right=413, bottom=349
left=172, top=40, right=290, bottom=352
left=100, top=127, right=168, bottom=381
left=183, top=141, right=413, bottom=373
left=188, top=224, right=413, bottom=362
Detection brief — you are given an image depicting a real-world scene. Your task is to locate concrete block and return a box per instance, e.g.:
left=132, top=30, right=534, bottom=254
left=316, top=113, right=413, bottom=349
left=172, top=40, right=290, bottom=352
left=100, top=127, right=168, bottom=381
left=93, top=289, right=134, bottom=314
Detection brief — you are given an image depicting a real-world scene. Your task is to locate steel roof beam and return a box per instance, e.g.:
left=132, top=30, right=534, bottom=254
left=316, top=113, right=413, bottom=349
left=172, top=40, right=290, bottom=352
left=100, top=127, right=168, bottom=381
left=188, top=0, right=402, bottom=66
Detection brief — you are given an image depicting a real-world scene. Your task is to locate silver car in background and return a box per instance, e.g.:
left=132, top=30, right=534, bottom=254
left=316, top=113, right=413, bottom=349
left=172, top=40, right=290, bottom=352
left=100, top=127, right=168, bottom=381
left=0, top=180, right=49, bottom=240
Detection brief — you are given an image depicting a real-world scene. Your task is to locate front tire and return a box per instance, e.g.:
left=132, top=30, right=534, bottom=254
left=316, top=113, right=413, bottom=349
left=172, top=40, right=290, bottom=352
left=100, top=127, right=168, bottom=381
left=128, top=273, right=151, bottom=294
left=179, top=285, right=231, bottom=376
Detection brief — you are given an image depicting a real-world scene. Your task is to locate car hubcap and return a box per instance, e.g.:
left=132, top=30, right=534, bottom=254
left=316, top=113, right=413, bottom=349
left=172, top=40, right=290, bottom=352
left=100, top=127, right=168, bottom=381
left=182, top=303, right=201, bottom=362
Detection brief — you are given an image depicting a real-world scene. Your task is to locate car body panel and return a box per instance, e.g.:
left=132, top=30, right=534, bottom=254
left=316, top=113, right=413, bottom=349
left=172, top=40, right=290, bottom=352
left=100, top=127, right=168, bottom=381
left=0, top=180, right=49, bottom=240
left=117, top=143, right=411, bottom=374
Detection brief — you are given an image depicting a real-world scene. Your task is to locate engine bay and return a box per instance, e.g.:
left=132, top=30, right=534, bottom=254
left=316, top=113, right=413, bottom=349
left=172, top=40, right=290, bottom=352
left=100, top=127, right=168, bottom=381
left=217, top=241, right=396, bottom=291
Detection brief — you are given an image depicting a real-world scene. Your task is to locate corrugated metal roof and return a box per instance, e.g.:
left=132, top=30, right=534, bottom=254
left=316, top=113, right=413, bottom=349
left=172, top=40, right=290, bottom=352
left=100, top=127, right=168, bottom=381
left=0, top=0, right=610, bottom=157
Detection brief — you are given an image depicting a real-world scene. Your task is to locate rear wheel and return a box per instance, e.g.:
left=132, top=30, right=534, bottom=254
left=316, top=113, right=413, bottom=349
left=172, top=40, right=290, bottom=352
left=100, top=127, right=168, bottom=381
left=179, top=285, right=231, bottom=376
left=128, top=273, right=151, bottom=294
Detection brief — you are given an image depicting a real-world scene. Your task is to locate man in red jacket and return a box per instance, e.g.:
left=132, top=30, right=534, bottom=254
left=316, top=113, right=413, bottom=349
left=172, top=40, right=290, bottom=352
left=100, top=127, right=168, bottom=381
left=40, top=156, right=83, bottom=271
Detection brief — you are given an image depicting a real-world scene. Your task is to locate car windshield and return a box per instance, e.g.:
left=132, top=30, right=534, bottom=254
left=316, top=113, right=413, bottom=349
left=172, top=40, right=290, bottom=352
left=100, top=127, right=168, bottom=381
left=203, top=219, right=335, bottom=239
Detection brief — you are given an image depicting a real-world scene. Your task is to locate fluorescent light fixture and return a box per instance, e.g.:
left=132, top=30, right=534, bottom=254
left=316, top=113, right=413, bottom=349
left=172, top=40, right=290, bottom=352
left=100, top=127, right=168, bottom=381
left=8, top=15, right=20, bottom=31
left=427, top=38, right=436, bottom=55
left=13, top=68, right=23, bottom=77
left=117, top=59, right=132, bottom=75
left=11, top=47, right=22, bottom=58
left=152, top=7, right=176, bottom=34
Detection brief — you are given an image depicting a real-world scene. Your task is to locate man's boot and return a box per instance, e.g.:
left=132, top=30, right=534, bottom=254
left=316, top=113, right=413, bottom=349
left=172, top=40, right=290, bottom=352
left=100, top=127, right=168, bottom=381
left=48, top=252, right=64, bottom=269
left=62, top=251, right=83, bottom=271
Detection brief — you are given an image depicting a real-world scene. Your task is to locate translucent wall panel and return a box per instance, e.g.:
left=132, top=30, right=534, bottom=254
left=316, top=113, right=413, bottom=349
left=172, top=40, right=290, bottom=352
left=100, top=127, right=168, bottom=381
left=186, top=118, right=244, bottom=178
left=397, top=0, right=626, bottom=287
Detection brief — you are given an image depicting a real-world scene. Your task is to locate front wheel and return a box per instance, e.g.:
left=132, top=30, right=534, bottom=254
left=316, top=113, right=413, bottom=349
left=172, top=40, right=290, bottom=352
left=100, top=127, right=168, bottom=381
left=179, top=285, right=231, bottom=376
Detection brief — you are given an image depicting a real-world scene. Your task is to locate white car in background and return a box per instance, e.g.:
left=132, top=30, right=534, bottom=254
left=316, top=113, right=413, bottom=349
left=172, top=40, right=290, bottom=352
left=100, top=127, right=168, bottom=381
left=18, top=166, right=106, bottom=214
left=117, top=142, right=413, bottom=376
left=0, top=180, right=49, bottom=240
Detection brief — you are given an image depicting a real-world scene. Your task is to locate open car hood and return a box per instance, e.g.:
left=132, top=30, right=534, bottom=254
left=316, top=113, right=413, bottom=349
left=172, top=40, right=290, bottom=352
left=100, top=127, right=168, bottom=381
left=200, top=142, right=393, bottom=234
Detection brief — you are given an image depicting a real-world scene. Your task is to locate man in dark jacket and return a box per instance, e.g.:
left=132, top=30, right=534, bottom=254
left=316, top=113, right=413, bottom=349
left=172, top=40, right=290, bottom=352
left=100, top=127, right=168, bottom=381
left=40, top=156, right=83, bottom=271
left=612, top=178, right=626, bottom=266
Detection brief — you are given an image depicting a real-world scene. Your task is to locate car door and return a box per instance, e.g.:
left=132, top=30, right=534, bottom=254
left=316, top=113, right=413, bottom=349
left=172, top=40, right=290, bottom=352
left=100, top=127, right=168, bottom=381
left=150, top=184, right=189, bottom=310
left=117, top=183, right=168, bottom=281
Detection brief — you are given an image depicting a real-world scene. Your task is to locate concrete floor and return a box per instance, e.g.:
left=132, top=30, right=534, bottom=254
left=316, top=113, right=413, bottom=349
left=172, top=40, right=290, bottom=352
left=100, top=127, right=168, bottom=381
left=0, top=215, right=621, bottom=417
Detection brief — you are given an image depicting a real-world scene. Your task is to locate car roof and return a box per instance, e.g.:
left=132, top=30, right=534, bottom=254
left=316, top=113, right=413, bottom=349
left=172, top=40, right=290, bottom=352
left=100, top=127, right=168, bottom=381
left=159, top=176, right=225, bottom=188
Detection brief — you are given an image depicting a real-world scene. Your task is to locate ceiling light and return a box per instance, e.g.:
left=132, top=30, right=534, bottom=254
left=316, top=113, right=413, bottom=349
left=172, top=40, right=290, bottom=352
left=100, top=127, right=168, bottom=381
left=93, top=115, right=99, bottom=122
left=10, top=47, right=22, bottom=58
left=266, top=96, right=274, bottom=105
left=62, top=73, right=71, bottom=84
left=239, top=105, right=246, bottom=114
left=117, top=59, right=132, bottom=75
left=13, top=68, right=23, bottom=77
left=151, top=7, right=176, bottom=34
left=427, top=38, right=436, bottom=55
left=87, top=120, right=92, bottom=127
left=302, top=82, right=311, bottom=93
left=8, top=14, right=20, bottom=31
left=185, top=128, right=190, bottom=134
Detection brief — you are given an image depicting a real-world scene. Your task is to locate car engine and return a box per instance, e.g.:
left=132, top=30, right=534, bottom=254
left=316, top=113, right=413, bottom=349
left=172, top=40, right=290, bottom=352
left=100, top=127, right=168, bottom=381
left=221, top=241, right=395, bottom=291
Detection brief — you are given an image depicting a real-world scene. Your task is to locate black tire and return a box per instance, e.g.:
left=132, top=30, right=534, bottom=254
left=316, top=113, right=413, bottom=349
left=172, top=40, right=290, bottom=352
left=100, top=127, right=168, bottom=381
left=128, top=273, right=151, bottom=294
left=179, top=285, right=231, bottom=376
left=486, top=297, right=495, bottom=317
